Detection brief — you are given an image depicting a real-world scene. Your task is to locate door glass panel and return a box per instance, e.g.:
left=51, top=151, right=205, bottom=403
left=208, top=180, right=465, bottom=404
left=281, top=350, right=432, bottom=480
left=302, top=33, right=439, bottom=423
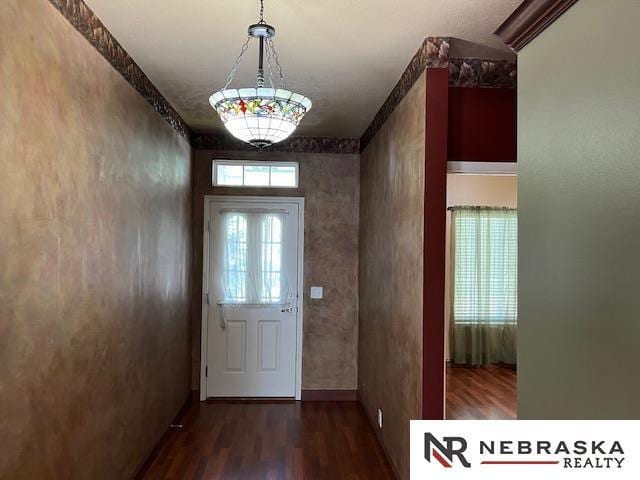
left=260, top=214, right=284, bottom=303
left=223, top=214, right=248, bottom=302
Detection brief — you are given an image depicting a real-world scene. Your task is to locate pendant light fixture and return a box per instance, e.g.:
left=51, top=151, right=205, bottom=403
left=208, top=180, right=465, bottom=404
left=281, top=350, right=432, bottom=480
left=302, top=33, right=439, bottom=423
left=209, top=0, right=312, bottom=148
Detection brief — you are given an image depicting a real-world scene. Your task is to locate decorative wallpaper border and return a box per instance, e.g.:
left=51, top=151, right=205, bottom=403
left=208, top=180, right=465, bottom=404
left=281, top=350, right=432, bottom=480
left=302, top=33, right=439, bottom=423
left=360, top=37, right=450, bottom=152
left=49, top=2, right=517, bottom=154
left=448, top=58, right=517, bottom=88
left=360, top=37, right=518, bottom=151
left=48, top=0, right=193, bottom=142
left=192, top=134, right=360, bottom=154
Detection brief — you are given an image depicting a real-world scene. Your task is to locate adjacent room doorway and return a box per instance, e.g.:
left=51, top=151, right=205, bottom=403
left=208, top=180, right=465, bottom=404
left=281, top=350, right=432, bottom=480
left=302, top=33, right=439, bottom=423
left=443, top=165, right=518, bottom=420
left=200, top=196, right=304, bottom=400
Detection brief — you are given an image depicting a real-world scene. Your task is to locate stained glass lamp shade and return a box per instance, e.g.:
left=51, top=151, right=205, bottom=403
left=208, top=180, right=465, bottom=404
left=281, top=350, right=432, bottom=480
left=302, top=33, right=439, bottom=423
left=209, top=88, right=312, bottom=148
left=209, top=0, right=312, bottom=148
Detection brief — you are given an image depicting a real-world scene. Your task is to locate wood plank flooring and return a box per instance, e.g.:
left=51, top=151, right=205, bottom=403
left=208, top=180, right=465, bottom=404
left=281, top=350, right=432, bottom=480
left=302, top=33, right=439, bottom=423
left=446, top=364, right=517, bottom=420
left=139, top=401, right=396, bottom=480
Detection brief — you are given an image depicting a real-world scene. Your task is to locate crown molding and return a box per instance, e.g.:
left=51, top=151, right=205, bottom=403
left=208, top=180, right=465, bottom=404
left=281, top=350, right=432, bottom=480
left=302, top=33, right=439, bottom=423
left=192, top=134, right=360, bottom=154
left=495, top=0, right=580, bottom=52
left=48, top=0, right=192, bottom=142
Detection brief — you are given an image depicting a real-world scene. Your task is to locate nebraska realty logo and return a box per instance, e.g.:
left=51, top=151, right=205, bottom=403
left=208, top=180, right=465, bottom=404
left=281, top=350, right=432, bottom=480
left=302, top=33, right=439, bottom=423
left=410, top=421, right=640, bottom=479
left=425, top=434, right=471, bottom=468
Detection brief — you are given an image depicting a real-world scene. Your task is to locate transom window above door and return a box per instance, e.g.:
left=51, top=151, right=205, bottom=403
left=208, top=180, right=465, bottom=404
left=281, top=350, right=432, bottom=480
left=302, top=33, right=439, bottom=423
left=213, top=160, right=299, bottom=188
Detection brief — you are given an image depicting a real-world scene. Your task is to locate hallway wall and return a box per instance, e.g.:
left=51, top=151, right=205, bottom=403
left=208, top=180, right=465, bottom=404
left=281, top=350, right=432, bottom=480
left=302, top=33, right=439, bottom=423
left=359, top=72, right=426, bottom=479
left=191, top=150, right=360, bottom=392
left=0, top=1, right=192, bottom=478
left=518, top=0, right=640, bottom=418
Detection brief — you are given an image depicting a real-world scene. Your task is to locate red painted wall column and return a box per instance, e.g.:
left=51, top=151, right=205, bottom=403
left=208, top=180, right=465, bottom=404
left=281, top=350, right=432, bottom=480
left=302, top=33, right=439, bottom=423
left=448, top=87, right=517, bottom=162
left=422, top=68, right=448, bottom=419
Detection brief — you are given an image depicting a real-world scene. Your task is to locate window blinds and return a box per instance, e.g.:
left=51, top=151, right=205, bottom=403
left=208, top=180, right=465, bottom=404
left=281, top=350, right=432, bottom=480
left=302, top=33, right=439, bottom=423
left=452, top=207, right=518, bottom=325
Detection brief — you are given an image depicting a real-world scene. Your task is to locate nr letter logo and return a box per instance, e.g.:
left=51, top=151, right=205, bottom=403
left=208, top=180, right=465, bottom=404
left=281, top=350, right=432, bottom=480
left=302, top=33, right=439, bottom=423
left=424, top=433, right=471, bottom=468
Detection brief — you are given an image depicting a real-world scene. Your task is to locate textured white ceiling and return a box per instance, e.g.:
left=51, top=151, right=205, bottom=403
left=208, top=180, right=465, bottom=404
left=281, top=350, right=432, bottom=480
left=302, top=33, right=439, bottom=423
left=83, top=0, right=519, bottom=137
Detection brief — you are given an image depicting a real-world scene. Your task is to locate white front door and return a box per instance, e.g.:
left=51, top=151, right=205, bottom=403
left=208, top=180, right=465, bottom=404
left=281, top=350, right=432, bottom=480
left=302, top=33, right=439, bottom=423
left=204, top=198, right=301, bottom=398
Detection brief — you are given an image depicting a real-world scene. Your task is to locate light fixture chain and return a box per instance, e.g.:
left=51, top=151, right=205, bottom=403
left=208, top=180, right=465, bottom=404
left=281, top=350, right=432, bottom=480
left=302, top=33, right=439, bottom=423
left=268, top=38, right=287, bottom=90
left=265, top=40, right=275, bottom=88
left=209, top=0, right=310, bottom=148
left=222, top=36, right=252, bottom=90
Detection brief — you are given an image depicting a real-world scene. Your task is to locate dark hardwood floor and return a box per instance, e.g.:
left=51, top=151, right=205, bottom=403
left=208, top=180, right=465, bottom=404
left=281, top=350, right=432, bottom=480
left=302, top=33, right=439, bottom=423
left=446, top=364, right=517, bottom=420
left=139, top=400, right=396, bottom=480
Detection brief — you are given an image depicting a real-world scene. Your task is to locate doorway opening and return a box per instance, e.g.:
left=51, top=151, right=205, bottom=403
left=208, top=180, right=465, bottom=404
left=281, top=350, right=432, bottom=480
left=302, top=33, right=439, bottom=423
left=199, top=196, right=304, bottom=401
left=444, top=165, right=518, bottom=419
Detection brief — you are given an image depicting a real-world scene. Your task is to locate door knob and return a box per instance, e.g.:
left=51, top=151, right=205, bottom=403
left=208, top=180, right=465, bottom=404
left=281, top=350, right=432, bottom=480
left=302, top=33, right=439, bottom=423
left=281, top=304, right=295, bottom=313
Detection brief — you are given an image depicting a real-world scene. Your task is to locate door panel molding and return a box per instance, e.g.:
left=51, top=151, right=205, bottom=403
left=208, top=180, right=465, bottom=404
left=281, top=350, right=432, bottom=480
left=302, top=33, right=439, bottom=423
left=225, top=321, right=247, bottom=372
left=200, top=195, right=304, bottom=401
left=258, top=320, right=281, bottom=372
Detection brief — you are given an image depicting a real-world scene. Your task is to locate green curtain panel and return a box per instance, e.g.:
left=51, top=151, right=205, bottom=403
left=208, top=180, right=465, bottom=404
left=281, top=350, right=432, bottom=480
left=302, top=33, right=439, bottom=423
left=450, top=207, right=518, bottom=366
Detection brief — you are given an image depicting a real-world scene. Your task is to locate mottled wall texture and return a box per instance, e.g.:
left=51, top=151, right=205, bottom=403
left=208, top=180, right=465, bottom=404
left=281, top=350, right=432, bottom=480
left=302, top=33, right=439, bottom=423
left=359, top=72, right=426, bottom=479
left=192, top=150, right=359, bottom=391
left=0, top=1, right=192, bottom=479
left=518, top=0, right=640, bottom=419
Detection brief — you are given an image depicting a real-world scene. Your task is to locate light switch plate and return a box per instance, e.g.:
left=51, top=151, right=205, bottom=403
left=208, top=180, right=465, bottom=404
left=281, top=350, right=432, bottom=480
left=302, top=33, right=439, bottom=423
left=310, top=286, right=323, bottom=299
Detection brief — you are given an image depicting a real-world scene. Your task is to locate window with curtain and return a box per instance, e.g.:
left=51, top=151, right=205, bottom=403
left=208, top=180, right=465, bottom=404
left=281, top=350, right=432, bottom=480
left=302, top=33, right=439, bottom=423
left=450, top=207, right=517, bottom=365
left=218, top=211, right=288, bottom=304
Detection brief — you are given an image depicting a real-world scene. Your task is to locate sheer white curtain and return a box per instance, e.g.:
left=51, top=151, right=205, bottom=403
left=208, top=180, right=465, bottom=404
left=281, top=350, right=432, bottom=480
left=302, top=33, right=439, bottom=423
left=450, top=207, right=517, bottom=365
left=212, top=210, right=289, bottom=305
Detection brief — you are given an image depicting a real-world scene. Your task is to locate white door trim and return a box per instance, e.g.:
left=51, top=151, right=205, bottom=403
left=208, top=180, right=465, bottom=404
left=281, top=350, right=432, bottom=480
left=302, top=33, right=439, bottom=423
left=200, top=195, right=305, bottom=401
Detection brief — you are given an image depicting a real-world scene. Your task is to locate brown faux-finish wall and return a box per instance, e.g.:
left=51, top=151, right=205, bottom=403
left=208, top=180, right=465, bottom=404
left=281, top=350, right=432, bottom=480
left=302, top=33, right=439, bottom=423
left=359, top=72, right=426, bottom=479
left=192, top=150, right=359, bottom=391
left=0, top=1, right=192, bottom=479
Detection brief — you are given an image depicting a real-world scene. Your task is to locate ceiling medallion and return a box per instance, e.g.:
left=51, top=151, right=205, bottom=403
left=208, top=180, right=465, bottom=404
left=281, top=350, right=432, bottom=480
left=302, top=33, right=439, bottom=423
left=209, top=0, right=312, bottom=148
